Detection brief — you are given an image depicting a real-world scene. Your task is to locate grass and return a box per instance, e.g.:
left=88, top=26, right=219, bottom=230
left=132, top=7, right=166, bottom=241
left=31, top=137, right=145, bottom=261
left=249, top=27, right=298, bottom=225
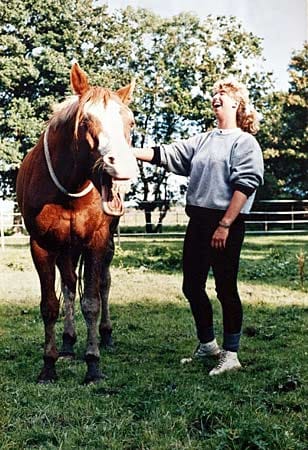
left=113, top=234, right=308, bottom=292
left=0, top=235, right=307, bottom=449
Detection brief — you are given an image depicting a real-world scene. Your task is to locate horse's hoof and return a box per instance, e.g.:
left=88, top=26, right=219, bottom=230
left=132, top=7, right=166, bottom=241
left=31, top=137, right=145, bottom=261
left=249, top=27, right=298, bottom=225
left=37, top=368, right=58, bottom=384
left=100, top=340, right=115, bottom=352
left=37, top=356, right=58, bottom=383
left=37, top=377, right=57, bottom=385
left=100, top=331, right=114, bottom=350
left=60, top=334, right=76, bottom=357
left=83, top=372, right=107, bottom=385
left=83, top=356, right=106, bottom=385
left=59, top=351, right=76, bottom=360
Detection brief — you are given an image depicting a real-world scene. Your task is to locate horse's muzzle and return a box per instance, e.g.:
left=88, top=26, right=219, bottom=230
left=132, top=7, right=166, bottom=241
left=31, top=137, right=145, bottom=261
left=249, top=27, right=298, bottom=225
left=102, top=152, right=138, bottom=181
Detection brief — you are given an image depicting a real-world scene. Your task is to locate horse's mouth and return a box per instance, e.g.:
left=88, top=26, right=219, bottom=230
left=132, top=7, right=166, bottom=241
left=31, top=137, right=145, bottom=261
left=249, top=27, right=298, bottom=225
left=101, top=179, right=129, bottom=217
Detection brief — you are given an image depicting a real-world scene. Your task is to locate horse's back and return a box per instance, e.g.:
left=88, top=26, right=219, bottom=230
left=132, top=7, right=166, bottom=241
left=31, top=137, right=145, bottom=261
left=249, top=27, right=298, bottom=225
left=16, top=147, right=32, bottom=212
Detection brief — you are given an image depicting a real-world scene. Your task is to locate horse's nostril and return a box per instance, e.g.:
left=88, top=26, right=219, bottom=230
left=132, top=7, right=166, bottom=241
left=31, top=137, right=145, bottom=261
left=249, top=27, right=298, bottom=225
left=103, top=154, right=118, bottom=168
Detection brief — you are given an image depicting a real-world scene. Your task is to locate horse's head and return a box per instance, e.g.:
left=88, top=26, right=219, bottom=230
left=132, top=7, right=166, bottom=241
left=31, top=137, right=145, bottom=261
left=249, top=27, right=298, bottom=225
left=69, top=63, right=138, bottom=215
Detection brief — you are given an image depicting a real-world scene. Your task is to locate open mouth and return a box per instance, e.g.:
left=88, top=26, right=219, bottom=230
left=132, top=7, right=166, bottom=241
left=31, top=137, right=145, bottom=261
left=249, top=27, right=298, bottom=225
left=213, top=101, right=222, bottom=108
left=101, top=179, right=129, bottom=217
left=93, top=159, right=129, bottom=217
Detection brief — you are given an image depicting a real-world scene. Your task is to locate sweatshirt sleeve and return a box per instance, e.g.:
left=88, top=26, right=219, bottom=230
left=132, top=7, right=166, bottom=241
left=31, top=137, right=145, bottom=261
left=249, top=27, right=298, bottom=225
left=158, top=135, right=203, bottom=176
left=230, top=134, right=264, bottom=197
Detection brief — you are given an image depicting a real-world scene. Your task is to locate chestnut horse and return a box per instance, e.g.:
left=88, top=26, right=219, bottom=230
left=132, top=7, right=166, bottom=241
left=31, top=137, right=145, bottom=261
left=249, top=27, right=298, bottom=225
left=16, top=63, right=138, bottom=384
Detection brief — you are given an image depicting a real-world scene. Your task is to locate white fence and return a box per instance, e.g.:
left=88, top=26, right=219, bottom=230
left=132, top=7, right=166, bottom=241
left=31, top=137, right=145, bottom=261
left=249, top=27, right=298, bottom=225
left=1, top=200, right=308, bottom=249
left=119, top=200, right=308, bottom=231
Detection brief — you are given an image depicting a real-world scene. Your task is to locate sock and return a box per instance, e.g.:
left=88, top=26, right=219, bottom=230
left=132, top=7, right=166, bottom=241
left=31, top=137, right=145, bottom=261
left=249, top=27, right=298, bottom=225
left=223, top=332, right=241, bottom=352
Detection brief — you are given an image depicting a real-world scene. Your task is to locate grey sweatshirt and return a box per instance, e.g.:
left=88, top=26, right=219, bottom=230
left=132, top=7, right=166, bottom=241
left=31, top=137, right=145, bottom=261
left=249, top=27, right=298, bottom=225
left=155, top=128, right=264, bottom=214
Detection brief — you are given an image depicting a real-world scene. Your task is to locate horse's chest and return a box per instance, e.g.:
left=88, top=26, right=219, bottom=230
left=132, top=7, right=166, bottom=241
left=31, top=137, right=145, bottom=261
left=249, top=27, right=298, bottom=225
left=35, top=204, right=106, bottom=244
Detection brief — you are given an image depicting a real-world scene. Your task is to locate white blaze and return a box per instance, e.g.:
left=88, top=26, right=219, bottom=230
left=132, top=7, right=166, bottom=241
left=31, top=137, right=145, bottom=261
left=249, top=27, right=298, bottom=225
left=84, top=99, right=137, bottom=180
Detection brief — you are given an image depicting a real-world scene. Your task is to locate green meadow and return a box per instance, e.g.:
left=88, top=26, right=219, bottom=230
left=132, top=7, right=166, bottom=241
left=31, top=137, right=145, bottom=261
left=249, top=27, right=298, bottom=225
left=0, top=235, right=307, bottom=449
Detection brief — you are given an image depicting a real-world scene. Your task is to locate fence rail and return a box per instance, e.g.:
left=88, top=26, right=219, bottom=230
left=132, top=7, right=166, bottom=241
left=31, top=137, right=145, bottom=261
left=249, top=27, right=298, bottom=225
left=1, top=200, right=308, bottom=249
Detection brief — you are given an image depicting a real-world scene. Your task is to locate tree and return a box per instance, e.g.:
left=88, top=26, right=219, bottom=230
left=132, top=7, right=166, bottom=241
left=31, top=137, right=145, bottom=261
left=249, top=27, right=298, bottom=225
left=0, top=2, right=275, bottom=217
left=257, top=42, right=308, bottom=198
left=117, top=10, right=274, bottom=231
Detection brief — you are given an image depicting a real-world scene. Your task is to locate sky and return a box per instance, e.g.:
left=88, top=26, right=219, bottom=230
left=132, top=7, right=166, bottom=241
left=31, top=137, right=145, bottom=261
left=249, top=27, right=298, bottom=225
left=105, top=0, right=307, bottom=91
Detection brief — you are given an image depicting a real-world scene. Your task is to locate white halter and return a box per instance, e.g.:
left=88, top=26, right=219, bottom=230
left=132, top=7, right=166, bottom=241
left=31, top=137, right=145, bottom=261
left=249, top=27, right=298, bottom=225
left=43, top=126, right=94, bottom=198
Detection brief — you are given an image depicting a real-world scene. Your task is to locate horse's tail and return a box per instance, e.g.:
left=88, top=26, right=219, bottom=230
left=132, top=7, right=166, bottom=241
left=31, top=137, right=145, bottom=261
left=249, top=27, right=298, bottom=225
left=78, top=254, right=85, bottom=300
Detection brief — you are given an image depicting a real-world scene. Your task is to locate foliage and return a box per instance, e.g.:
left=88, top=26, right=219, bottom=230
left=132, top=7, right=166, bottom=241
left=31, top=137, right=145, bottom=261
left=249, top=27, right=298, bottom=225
left=0, top=2, right=273, bottom=201
left=0, top=1, right=306, bottom=214
left=125, top=12, right=274, bottom=229
left=257, top=43, right=308, bottom=199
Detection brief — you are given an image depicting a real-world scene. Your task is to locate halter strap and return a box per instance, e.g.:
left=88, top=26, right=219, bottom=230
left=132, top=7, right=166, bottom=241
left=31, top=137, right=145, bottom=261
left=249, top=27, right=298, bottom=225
left=44, top=126, right=94, bottom=198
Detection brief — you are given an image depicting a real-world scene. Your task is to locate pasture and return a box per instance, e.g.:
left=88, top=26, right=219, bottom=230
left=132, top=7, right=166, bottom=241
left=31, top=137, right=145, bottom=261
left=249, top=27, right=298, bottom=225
left=0, top=235, right=307, bottom=449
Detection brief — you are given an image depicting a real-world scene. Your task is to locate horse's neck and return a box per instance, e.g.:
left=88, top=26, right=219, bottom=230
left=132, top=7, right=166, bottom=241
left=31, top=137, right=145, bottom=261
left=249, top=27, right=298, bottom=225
left=49, top=130, right=90, bottom=190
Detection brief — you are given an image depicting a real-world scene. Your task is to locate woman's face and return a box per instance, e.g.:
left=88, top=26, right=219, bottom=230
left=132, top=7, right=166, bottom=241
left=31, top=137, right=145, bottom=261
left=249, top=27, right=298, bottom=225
left=211, top=89, right=238, bottom=116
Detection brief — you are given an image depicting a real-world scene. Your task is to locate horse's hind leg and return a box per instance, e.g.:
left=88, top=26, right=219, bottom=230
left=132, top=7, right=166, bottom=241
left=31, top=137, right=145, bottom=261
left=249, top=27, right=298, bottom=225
left=30, top=238, right=59, bottom=383
left=57, top=250, right=80, bottom=359
left=99, top=234, right=115, bottom=348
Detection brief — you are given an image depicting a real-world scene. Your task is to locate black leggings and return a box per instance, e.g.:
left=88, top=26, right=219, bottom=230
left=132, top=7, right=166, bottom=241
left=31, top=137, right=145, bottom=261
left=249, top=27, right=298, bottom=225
left=182, top=210, right=245, bottom=342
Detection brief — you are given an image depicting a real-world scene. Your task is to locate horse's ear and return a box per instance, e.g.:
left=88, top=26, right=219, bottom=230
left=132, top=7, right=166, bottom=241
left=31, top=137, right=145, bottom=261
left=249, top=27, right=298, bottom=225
left=70, top=63, right=90, bottom=96
left=116, top=79, right=136, bottom=105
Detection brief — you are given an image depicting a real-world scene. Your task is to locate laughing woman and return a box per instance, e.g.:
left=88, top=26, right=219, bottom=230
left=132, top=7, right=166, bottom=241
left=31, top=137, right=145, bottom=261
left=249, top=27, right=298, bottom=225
left=134, top=77, right=264, bottom=376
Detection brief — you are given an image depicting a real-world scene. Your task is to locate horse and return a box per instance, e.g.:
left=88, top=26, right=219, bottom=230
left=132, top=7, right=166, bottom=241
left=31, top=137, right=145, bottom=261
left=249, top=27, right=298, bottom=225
left=16, top=63, right=138, bottom=384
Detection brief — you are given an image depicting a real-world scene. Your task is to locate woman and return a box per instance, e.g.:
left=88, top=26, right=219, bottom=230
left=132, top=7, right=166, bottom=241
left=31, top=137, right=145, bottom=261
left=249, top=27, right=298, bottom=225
left=133, top=77, right=264, bottom=375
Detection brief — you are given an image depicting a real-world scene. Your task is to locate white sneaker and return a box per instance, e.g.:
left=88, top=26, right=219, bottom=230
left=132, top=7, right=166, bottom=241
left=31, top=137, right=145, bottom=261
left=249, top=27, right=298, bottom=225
left=194, top=339, right=220, bottom=358
left=209, top=350, right=242, bottom=376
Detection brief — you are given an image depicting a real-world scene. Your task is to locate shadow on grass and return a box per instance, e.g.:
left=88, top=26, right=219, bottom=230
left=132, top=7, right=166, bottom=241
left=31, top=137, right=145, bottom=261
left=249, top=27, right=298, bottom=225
left=3, top=237, right=308, bottom=292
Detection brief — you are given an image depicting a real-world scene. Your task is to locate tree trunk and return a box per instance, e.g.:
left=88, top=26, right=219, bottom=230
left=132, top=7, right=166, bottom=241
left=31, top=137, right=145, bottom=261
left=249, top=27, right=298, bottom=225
left=144, top=210, right=154, bottom=233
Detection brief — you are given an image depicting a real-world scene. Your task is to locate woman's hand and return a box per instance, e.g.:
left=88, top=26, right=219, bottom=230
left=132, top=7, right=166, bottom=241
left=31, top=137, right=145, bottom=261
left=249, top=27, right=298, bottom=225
left=211, top=226, right=229, bottom=249
left=132, top=147, right=154, bottom=162
left=210, top=190, right=248, bottom=249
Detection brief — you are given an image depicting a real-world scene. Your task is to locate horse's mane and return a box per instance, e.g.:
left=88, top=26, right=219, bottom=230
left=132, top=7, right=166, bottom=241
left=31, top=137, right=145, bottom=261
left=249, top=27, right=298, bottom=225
left=50, top=96, right=79, bottom=128
left=50, top=87, right=114, bottom=136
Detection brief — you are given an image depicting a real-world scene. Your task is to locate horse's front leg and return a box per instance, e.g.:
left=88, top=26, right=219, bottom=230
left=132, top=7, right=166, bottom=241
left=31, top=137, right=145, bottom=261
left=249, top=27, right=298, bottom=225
left=81, top=249, right=105, bottom=384
left=57, top=250, right=80, bottom=359
left=31, top=238, right=59, bottom=383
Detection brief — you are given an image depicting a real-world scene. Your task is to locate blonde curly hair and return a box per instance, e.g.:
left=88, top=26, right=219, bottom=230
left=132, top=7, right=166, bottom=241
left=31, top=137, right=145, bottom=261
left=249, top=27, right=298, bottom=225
left=212, top=77, right=260, bottom=135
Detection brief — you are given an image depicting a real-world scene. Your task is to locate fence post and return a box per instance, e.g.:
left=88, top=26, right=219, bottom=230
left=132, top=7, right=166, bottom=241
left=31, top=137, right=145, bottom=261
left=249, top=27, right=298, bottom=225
left=117, top=223, right=121, bottom=247
left=0, top=207, right=4, bottom=250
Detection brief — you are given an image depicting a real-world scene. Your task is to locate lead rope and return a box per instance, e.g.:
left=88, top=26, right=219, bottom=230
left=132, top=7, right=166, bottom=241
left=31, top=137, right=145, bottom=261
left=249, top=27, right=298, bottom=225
left=44, top=125, right=94, bottom=198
